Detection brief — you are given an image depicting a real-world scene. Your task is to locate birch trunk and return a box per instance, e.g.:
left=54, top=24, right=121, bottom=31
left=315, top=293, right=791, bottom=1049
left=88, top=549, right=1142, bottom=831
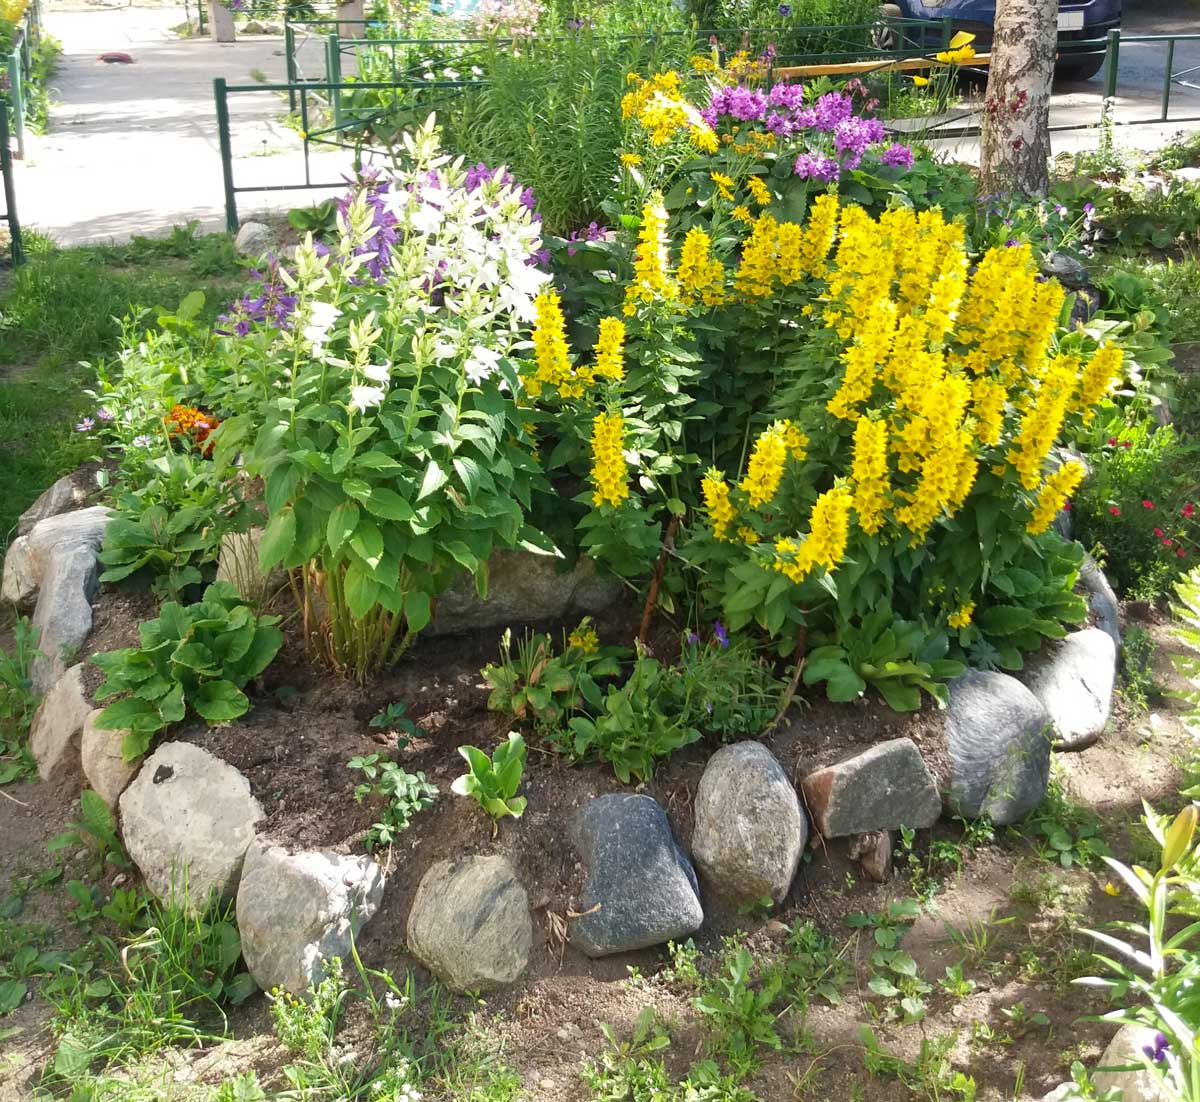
left=978, top=0, right=1057, bottom=197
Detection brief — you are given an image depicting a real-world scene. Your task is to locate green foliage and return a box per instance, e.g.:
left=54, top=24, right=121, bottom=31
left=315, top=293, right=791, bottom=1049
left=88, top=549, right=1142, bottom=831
left=483, top=621, right=623, bottom=730
left=780, top=920, right=852, bottom=1010
left=692, top=942, right=782, bottom=1073
left=91, top=581, right=283, bottom=761
left=669, top=631, right=784, bottom=737
left=1172, top=566, right=1200, bottom=737
left=1019, top=772, right=1112, bottom=869
left=0, top=616, right=42, bottom=784
left=1091, top=176, right=1200, bottom=251
left=46, top=790, right=130, bottom=875
left=287, top=200, right=339, bottom=238
left=860, top=1026, right=976, bottom=1102
left=566, top=648, right=701, bottom=783
left=368, top=700, right=423, bottom=744
left=348, top=754, right=438, bottom=848
left=580, top=1006, right=672, bottom=1101
left=98, top=495, right=220, bottom=600
left=1120, top=625, right=1160, bottom=712
left=451, top=732, right=528, bottom=822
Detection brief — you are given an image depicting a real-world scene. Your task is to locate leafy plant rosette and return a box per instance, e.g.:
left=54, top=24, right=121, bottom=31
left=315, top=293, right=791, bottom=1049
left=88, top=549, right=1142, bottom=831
left=212, top=118, right=553, bottom=681
left=91, top=582, right=283, bottom=761
left=451, top=731, right=528, bottom=822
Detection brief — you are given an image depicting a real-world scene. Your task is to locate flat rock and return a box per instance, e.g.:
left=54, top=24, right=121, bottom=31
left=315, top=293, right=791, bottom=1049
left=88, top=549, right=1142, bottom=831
left=234, top=221, right=272, bottom=256
left=406, top=855, right=531, bottom=992
left=428, top=550, right=622, bottom=636
left=801, top=738, right=941, bottom=838
left=31, top=543, right=103, bottom=692
left=28, top=665, right=91, bottom=783
left=1024, top=627, right=1116, bottom=751
left=17, top=469, right=100, bottom=536
left=236, top=839, right=384, bottom=994
left=1041, top=251, right=1089, bottom=288
left=81, top=710, right=140, bottom=810
left=119, top=742, right=263, bottom=908
left=691, top=742, right=807, bottom=905
left=572, top=794, right=703, bottom=957
left=1078, top=555, right=1120, bottom=649
left=1093, top=1022, right=1171, bottom=1102
left=944, top=670, right=1053, bottom=824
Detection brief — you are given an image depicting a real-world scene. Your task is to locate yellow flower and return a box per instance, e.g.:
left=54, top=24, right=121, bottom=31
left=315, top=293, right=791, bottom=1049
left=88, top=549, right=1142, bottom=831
left=1072, top=344, right=1123, bottom=422
left=912, top=74, right=930, bottom=87
left=947, top=601, right=975, bottom=629
left=690, top=126, right=719, bottom=154
left=710, top=171, right=736, bottom=202
left=746, top=175, right=772, bottom=207
left=740, top=421, right=791, bottom=508
left=850, top=417, right=890, bottom=535
left=1026, top=460, right=1086, bottom=535
left=971, top=378, right=1008, bottom=447
left=772, top=487, right=853, bottom=584
left=781, top=421, right=809, bottom=461
left=1007, top=354, right=1079, bottom=489
left=568, top=622, right=600, bottom=654
left=590, top=412, right=629, bottom=508
left=529, top=290, right=572, bottom=397
left=1103, top=881, right=1121, bottom=897
left=737, top=525, right=759, bottom=545
left=593, top=317, right=626, bottom=382
left=701, top=468, right=736, bottom=541
left=677, top=227, right=726, bottom=307
left=620, top=152, right=642, bottom=167
left=731, top=204, right=754, bottom=225
left=623, top=195, right=677, bottom=315
left=734, top=213, right=780, bottom=298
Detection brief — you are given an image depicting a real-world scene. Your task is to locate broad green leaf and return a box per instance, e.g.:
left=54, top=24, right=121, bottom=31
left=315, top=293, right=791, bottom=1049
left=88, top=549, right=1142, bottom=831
left=192, top=681, right=250, bottom=725
left=258, top=509, right=296, bottom=571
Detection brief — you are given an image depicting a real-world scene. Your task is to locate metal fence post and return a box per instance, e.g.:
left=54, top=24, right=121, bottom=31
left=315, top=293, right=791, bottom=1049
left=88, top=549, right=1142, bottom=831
left=0, top=100, right=24, bottom=265
left=1162, top=37, right=1175, bottom=120
left=285, top=22, right=297, bottom=112
left=1102, top=28, right=1120, bottom=101
left=213, top=78, right=239, bottom=232
left=326, top=33, right=343, bottom=128
left=7, top=46, right=24, bottom=159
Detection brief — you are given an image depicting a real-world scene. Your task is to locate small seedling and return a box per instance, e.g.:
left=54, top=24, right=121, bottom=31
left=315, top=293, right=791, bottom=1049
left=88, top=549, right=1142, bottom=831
left=349, top=756, right=438, bottom=849
left=368, top=701, right=423, bottom=747
left=939, top=961, right=977, bottom=999
left=451, top=732, right=527, bottom=828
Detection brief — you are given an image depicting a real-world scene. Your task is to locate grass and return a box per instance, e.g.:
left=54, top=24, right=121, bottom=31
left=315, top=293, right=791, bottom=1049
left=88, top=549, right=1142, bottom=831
left=0, top=227, right=244, bottom=546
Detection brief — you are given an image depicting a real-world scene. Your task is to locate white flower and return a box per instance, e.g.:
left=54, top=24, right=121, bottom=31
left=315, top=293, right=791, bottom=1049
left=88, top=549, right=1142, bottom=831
left=362, top=363, right=390, bottom=383
left=303, top=300, right=341, bottom=349
left=349, top=384, right=386, bottom=413
left=464, top=345, right=502, bottom=385
left=470, top=65, right=483, bottom=76
left=422, top=71, right=435, bottom=81
left=411, top=201, right=444, bottom=236
left=443, top=67, right=459, bottom=80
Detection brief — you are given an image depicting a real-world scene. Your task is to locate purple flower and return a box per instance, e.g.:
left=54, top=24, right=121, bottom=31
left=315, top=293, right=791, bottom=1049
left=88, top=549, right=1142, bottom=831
left=96, top=407, right=114, bottom=422
left=808, top=91, right=854, bottom=132
left=1005, top=238, right=1019, bottom=247
left=1143, top=1033, right=1168, bottom=1064
left=793, top=153, right=840, bottom=182
left=686, top=631, right=700, bottom=646
left=75, top=418, right=94, bottom=433
left=833, top=115, right=885, bottom=158
left=778, top=2, right=791, bottom=13
left=714, top=622, right=729, bottom=648
left=879, top=142, right=914, bottom=169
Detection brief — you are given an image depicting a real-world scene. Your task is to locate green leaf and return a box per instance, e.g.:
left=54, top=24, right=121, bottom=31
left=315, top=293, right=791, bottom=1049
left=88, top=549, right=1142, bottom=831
left=363, top=487, right=415, bottom=521
left=978, top=604, right=1035, bottom=635
left=192, top=681, right=249, bottom=725
left=0, top=979, right=26, bottom=1015
left=418, top=461, right=448, bottom=500
left=327, top=501, right=360, bottom=556
left=259, top=509, right=296, bottom=571
left=405, top=590, right=432, bottom=633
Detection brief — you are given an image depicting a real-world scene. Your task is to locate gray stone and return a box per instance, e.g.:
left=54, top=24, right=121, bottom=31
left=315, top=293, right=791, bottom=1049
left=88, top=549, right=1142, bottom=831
left=1093, top=1023, right=1171, bottom=1102
left=428, top=550, right=622, bottom=636
left=31, top=543, right=103, bottom=692
left=81, top=710, right=140, bottom=810
left=28, top=665, right=91, bottom=783
left=849, top=831, right=893, bottom=883
left=945, top=670, right=1053, bottom=825
left=1025, top=628, right=1116, bottom=751
left=1041, top=251, right=1089, bottom=289
left=572, top=794, right=702, bottom=957
left=691, top=742, right=807, bottom=905
left=234, top=221, right=271, bottom=256
left=801, top=738, right=941, bottom=839
left=216, top=527, right=285, bottom=604
left=17, top=469, right=99, bottom=536
left=236, top=839, right=384, bottom=994
left=406, top=856, right=531, bottom=992
left=1038, top=1086, right=1076, bottom=1102
left=1078, top=554, right=1121, bottom=650
left=1, top=536, right=38, bottom=607
left=119, top=742, right=263, bottom=908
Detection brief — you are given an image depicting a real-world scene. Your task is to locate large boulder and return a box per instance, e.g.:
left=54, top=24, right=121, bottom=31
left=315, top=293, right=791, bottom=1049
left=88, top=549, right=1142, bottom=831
left=119, top=742, right=263, bottom=908
left=1092, top=1023, right=1171, bottom=1102
left=801, top=738, right=941, bottom=839
left=944, top=670, right=1053, bottom=825
left=691, top=742, right=807, bottom=905
left=1024, top=628, right=1117, bottom=751
left=571, top=794, right=703, bottom=957
left=3, top=506, right=110, bottom=611
left=427, top=550, right=622, bottom=636
left=28, top=665, right=91, bottom=783
left=236, top=839, right=385, bottom=995
left=405, top=856, right=531, bottom=992
left=81, top=710, right=140, bottom=810
left=17, top=469, right=100, bottom=536
left=1078, top=555, right=1120, bottom=650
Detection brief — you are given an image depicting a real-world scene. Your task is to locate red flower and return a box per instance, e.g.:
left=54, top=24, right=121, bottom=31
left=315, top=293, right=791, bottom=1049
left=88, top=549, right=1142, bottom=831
left=1109, top=506, right=1121, bottom=516
left=1122, top=441, right=1131, bottom=448
left=1179, top=548, right=1187, bottom=558
left=1163, top=538, right=1174, bottom=547
left=1184, top=503, right=1196, bottom=519
left=1063, top=502, right=1073, bottom=511
left=1143, top=500, right=1154, bottom=509
left=1107, top=437, right=1118, bottom=446
left=1154, top=527, right=1164, bottom=537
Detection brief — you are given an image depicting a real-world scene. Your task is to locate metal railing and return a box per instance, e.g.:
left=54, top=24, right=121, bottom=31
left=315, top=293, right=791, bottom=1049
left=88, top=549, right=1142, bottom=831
left=0, top=96, right=25, bottom=265
left=1100, top=29, right=1200, bottom=127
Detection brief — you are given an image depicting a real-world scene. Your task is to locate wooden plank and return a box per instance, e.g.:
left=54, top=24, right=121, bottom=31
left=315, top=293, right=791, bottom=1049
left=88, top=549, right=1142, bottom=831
left=772, top=52, right=992, bottom=78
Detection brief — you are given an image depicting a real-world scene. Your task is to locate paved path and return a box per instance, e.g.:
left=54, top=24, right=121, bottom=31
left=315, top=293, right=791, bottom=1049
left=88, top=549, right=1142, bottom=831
left=16, top=6, right=352, bottom=243
left=12, top=4, right=1200, bottom=245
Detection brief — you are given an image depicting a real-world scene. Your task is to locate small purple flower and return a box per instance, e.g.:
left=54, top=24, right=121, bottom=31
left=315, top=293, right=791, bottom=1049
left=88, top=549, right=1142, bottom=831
left=1005, top=238, right=1019, bottom=247
left=75, top=417, right=94, bottom=433
left=793, top=152, right=840, bottom=182
left=1143, top=1033, right=1169, bottom=1064
left=132, top=434, right=153, bottom=447
left=686, top=631, right=700, bottom=646
left=714, top=622, right=730, bottom=649
left=96, top=407, right=114, bottom=422
left=777, top=2, right=791, bottom=13
left=879, top=142, right=914, bottom=169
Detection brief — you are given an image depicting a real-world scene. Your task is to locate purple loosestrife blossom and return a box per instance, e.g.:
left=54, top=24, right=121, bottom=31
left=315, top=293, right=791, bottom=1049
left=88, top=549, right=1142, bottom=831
left=793, top=153, right=840, bottom=182
left=880, top=142, right=915, bottom=169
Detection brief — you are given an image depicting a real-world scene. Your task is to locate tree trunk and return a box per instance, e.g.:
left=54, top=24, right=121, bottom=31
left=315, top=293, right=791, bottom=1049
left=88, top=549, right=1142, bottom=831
left=978, top=0, right=1057, bottom=197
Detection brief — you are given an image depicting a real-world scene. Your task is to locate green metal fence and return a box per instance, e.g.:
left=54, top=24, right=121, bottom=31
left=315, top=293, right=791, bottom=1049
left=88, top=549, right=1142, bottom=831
left=1099, top=29, right=1200, bottom=127
left=0, top=95, right=25, bottom=265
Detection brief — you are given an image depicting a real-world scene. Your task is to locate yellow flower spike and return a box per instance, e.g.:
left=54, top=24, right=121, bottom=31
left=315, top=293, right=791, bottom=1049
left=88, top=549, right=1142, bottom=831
left=1026, top=461, right=1086, bottom=536
left=947, top=601, right=975, bottom=630
left=850, top=417, right=890, bottom=536
left=623, top=195, right=678, bottom=314
left=701, top=468, right=736, bottom=541
left=740, top=422, right=791, bottom=508
left=530, top=290, right=572, bottom=395
left=593, top=317, right=626, bottom=382
left=589, top=412, right=629, bottom=508
left=1072, top=344, right=1124, bottom=421
left=567, top=622, right=600, bottom=654
left=677, top=228, right=727, bottom=307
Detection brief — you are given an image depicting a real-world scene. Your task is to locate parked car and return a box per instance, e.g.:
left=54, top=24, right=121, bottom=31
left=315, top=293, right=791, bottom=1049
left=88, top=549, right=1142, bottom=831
left=879, top=0, right=1122, bottom=80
